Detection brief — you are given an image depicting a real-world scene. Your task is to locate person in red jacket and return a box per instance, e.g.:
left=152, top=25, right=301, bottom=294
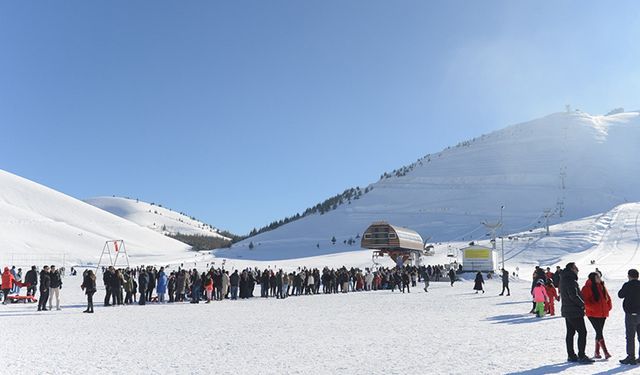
left=582, top=271, right=613, bottom=359
left=545, top=279, right=559, bottom=315
left=2, top=266, right=16, bottom=304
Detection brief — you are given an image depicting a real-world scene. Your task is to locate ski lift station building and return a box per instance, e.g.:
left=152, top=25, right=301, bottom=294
left=361, top=222, right=425, bottom=266
left=461, top=245, right=497, bottom=272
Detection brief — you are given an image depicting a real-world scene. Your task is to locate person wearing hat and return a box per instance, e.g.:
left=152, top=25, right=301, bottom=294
left=532, top=279, right=549, bottom=317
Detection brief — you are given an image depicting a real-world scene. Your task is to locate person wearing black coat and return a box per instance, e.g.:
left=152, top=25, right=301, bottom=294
left=138, top=269, right=149, bottom=305
left=618, top=269, right=640, bottom=365
left=230, top=270, right=239, bottom=300
left=448, top=268, right=456, bottom=287
left=499, top=268, right=510, bottom=296
left=560, top=262, right=593, bottom=363
left=81, top=269, right=97, bottom=313
left=146, top=268, right=156, bottom=302
left=25, top=266, right=38, bottom=297
left=37, top=266, right=51, bottom=311
left=473, top=272, right=485, bottom=294
left=103, top=267, right=114, bottom=306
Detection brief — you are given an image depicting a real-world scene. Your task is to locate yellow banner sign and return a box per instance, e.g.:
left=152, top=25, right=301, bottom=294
left=465, top=249, right=491, bottom=259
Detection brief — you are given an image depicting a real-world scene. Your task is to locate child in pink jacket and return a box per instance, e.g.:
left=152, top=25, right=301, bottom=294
left=532, top=279, right=549, bottom=317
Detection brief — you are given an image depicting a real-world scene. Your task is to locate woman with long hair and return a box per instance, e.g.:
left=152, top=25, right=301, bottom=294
left=81, top=269, right=96, bottom=313
left=581, top=271, right=613, bottom=359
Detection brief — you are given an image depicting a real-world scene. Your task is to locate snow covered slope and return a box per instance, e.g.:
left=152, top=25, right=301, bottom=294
left=85, top=196, right=230, bottom=240
left=0, top=170, right=191, bottom=266
left=228, top=111, right=640, bottom=259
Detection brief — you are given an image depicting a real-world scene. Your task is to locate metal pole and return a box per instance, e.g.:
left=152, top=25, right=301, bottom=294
left=500, top=206, right=505, bottom=270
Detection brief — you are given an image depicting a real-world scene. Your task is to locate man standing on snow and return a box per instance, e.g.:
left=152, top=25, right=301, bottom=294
left=138, top=267, right=149, bottom=305
left=448, top=268, right=456, bottom=287
left=37, top=265, right=51, bottom=311
left=618, top=269, right=640, bottom=365
left=25, top=265, right=38, bottom=297
left=499, top=268, right=510, bottom=296
left=49, top=265, right=63, bottom=310
left=560, top=262, right=593, bottom=364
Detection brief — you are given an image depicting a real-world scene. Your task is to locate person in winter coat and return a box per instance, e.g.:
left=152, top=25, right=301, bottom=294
left=103, top=267, right=115, bottom=306
left=175, top=270, right=186, bottom=302
left=204, top=273, right=214, bottom=303
left=146, top=268, right=156, bottom=302
left=167, top=273, right=176, bottom=303
left=545, top=279, right=559, bottom=316
left=156, top=268, right=168, bottom=303
left=123, top=272, right=134, bottom=304
left=560, top=262, right=593, bottom=363
left=81, top=269, right=97, bottom=313
left=448, top=268, right=456, bottom=287
left=1, top=267, right=15, bottom=303
left=37, top=266, right=51, bottom=311
left=401, top=271, right=411, bottom=293
left=582, top=272, right=612, bottom=359
left=222, top=271, right=230, bottom=299
left=473, top=272, right=485, bottom=294
left=48, top=265, right=63, bottom=311
left=532, top=279, right=549, bottom=317
left=422, top=269, right=430, bottom=292
left=138, top=269, right=149, bottom=305
left=618, top=268, right=640, bottom=365
left=230, top=270, right=240, bottom=300
left=499, top=268, right=510, bottom=296
left=25, top=265, right=38, bottom=297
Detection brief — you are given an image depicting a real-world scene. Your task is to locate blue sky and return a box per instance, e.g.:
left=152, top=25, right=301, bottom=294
left=1, top=1, right=639, bottom=234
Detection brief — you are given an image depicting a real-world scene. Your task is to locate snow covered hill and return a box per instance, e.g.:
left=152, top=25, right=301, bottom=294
left=227, top=111, right=640, bottom=259
left=0, top=170, right=191, bottom=266
left=85, top=196, right=230, bottom=240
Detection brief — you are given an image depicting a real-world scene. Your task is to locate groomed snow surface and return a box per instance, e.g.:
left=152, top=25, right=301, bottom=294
left=1, top=274, right=633, bottom=375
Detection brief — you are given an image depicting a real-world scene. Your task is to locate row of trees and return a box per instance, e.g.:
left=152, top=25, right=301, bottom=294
left=166, top=233, right=232, bottom=251
left=240, top=186, right=373, bottom=242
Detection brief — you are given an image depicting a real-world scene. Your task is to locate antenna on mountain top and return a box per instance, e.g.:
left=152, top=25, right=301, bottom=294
left=565, top=104, right=571, bottom=113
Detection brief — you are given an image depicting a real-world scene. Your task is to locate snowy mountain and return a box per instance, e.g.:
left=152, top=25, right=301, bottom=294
left=226, top=111, right=640, bottom=259
left=0, top=170, right=191, bottom=266
left=85, top=196, right=231, bottom=240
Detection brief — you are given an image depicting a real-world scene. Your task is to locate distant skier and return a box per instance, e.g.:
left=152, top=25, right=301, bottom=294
left=473, top=272, right=485, bottom=294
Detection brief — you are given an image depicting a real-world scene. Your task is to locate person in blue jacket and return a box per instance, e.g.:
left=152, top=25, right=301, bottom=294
left=156, top=267, right=168, bottom=303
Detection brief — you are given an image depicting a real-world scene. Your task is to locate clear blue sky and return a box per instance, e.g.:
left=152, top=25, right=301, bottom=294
left=1, top=1, right=639, bottom=234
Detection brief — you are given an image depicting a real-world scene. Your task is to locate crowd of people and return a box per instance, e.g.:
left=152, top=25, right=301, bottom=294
left=91, top=263, right=455, bottom=310
left=6, top=260, right=640, bottom=366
